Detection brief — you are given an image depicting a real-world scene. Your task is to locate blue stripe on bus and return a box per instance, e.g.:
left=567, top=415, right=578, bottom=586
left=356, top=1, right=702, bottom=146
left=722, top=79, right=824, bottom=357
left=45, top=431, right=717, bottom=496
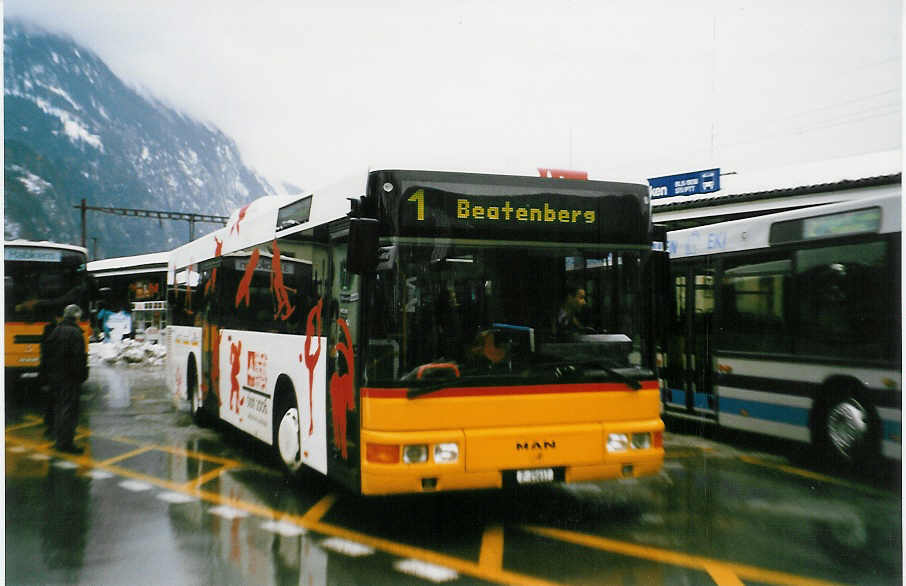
left=883, top=419, right=901, bottom=442
left=663, top=388, right=711, bottom=410
left=665, top=388, right=686, bottom=406
left=718, top=396, right=809, bottom=427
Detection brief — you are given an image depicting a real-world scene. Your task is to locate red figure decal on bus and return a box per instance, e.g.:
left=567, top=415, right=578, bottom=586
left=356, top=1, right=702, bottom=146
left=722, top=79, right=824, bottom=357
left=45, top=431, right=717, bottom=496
left=235, top=248, right=260, bottom=308
left=329, top=318, right=355, bottom=460
left=230, top=203, right=251, bottom=236
left=270, top=240, right=296, bottom=321
left=210, top=326, right=221, bottom=405
left=301, top=298, right=323, bottom=436
left=229, top=338, right=243, bottom=413
left=205, top=237, right=223, bottom=297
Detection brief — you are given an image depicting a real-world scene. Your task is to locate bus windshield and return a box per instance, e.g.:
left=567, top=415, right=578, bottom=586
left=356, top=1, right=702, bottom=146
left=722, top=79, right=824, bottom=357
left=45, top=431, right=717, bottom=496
left=4, top=249, right=87, bottom=322
left=363, top=240, right=651, bottom=387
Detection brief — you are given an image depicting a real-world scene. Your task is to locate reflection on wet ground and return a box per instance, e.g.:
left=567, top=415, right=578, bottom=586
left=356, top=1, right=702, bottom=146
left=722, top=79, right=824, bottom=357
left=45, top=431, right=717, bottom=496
left=5, top=363, right=902, bottom=585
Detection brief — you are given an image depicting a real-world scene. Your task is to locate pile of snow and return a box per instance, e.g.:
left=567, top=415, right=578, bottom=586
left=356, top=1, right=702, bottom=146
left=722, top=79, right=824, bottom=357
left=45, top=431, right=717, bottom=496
left=90, top=339, right=167, bottom=367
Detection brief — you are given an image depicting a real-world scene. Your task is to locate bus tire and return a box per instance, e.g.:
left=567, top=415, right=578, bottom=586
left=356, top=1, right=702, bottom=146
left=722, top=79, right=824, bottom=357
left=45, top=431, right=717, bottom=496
left=815, top=384, right=879, bottom=467
left=188, top=356, right=207, bottom=426
left=273, top=381, right=303, bottom=476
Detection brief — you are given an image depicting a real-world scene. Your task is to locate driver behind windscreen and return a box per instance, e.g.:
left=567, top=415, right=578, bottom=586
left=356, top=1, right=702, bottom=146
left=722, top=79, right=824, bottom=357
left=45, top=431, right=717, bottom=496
left=556, top=285, right=587, bottom=336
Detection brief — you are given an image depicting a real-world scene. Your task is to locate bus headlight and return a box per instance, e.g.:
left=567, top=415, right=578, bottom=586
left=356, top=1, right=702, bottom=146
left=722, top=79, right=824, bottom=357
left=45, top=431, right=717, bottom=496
left=433, top=442, right=459, bottom=463
left=403, top=444, right=428, bottom=464
left=631, top=432, right=651, bottom=450
left=607, top=433, right=629, bottom=452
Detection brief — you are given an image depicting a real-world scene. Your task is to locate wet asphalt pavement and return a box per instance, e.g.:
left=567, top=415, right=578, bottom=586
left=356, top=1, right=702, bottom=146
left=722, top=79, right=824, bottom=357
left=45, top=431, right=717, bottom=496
left=5, top=359, right=902, bottom=585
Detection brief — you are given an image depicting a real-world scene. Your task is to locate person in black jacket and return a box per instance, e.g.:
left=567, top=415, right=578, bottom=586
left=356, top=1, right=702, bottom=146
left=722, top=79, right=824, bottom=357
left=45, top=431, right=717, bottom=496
left=39, top=316, right=61, bottom=438
left=45, top=304, right=89, bottom=454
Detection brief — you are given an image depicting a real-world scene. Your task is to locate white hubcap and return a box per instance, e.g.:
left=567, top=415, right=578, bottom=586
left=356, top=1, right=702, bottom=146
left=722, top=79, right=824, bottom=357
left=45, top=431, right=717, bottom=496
left=277, top=408, right=301, bottom=469
left=828, top=399, right=868, bottom=459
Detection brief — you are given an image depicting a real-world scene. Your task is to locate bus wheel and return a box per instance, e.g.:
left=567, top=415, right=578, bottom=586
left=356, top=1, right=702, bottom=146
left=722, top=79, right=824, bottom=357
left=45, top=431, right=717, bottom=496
left=821, top=394, right=875, bottom=464
left=274, top=390, right=303, bottom=475
left=188, top=358, right=207, bottom=426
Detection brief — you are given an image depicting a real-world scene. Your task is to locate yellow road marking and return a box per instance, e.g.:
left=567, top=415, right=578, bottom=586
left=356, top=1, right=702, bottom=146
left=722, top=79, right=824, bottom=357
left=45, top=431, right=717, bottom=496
left=182, top=465, right=234, bottom=490
left=100, top=434, right=242, bottom=468
left=8, top=434, right=558, bottom=586
left=147, top=443, right=242, bottom=467
left=524, top=526, right=846, bottom=586
left=301, top=493, right=338, bottom=524
left=98, top=445, right=155, bottom=466
left=5, top=418, right=44, bottom=432
left=479, top=524, right=504, bottom=569
left=705, top=563, right=746, bottom=586
left=738, top=455, right=891, bottom=497
left=5, top=424, right=857, bottom=586
left=310, top=520, right=559, bottom=586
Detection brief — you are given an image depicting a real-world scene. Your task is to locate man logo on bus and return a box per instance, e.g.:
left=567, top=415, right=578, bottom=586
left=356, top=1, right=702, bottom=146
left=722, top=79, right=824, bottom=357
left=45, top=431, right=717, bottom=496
left=302, top=298, right=323, bottom=436
left=330, top=319, right=355, bottom=460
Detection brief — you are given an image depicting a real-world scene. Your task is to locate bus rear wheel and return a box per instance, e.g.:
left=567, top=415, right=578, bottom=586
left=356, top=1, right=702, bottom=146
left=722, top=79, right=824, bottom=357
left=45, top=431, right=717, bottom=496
left=819, top=393, right=877, bottom=465
left=274, top=390, right=303, bottom=475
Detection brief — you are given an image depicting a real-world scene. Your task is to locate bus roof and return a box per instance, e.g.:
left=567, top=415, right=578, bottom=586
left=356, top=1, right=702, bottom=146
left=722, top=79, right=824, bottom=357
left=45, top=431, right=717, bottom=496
left=4, top=239, right=88, bottom=256
left=667, top=192, right=901, bottom=259
left=170, top=168, right=651, bottom=270
left=171, top=176, right=362, bottom=270
left=88, top=251, right=170, bottom=277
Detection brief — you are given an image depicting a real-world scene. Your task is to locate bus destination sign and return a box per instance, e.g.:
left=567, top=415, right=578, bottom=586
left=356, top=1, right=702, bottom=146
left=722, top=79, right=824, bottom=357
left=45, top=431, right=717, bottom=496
left=398, top=187, right=603, bottom=242
left=367, top=170, right=651, bottom=245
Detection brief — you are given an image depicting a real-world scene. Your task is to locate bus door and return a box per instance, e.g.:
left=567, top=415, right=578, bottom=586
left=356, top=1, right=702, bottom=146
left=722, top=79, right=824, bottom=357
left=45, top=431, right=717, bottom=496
left=326, top=239, right=363, bottom=489
left=665, top=262, right=716, bottom=421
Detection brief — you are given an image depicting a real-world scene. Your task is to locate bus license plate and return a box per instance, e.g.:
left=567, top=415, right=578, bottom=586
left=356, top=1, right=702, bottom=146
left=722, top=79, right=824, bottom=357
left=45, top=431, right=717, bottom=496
left=516, top=468, right=554, bottom=484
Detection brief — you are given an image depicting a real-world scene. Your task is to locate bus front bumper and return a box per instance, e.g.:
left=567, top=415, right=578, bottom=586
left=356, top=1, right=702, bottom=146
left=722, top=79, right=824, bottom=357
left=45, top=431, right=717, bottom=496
left=359, top=420, right=664, bottom=496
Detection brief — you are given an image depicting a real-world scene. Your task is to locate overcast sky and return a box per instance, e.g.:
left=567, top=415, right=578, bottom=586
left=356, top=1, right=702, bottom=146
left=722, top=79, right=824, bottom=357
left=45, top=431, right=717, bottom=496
left=5, top=0, right=902, bottom=191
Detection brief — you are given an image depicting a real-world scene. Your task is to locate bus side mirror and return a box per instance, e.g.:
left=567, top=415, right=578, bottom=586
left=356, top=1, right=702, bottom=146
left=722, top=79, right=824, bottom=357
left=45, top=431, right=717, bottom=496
left=347, top=218, right=379, bottom=274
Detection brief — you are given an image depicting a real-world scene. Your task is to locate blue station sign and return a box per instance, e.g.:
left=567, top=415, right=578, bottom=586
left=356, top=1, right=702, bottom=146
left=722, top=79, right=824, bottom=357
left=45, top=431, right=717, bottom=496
left=648, top=168, right=720, bottom=199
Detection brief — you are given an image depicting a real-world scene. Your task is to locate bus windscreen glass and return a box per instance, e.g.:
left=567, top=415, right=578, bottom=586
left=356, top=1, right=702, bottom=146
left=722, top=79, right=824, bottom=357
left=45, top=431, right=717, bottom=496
left=363, top=241, right=652, bottom=387
left=5, top=247, right=87, bottom=321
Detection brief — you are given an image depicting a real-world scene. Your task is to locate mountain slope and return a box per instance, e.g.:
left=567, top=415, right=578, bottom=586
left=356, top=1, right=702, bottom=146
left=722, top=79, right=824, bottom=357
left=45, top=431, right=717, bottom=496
left=4, top=20, right=277, bottom=258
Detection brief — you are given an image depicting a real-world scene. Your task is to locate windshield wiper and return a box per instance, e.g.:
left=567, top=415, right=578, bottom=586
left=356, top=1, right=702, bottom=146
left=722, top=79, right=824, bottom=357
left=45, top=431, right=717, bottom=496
left=537, top=359, right=644, bottom=390
left=406, top=376, right=480, bottom=400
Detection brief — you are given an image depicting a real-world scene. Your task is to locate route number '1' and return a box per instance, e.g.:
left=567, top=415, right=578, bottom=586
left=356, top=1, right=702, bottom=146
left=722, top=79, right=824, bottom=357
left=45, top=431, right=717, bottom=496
left=408, top=189, right=425, bottom=221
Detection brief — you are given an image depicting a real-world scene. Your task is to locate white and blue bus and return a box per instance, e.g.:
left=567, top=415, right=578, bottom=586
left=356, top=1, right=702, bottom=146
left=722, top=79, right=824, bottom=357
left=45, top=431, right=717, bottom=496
left=663, top=193, right=901, bottom=465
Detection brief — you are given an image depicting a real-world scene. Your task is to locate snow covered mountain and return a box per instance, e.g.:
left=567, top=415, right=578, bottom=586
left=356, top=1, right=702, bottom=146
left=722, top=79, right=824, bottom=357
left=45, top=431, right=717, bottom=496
left=4, top=20, right=282, bottom=258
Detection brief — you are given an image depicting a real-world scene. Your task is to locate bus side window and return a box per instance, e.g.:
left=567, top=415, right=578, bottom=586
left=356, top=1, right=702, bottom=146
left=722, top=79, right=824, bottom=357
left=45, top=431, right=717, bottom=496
left=719, top=255, right=793, bottom=354
left=795, top=241, right=887, bottom=360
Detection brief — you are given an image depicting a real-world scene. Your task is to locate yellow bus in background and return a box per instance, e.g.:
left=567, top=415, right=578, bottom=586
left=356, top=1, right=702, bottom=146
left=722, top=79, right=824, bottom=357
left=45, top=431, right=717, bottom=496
left=4, top=240, right=92, bottom=391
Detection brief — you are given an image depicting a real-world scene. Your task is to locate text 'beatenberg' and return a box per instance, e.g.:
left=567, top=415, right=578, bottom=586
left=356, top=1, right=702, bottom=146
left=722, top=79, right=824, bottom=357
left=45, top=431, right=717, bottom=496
left=456, top=198, right=597, bottom=225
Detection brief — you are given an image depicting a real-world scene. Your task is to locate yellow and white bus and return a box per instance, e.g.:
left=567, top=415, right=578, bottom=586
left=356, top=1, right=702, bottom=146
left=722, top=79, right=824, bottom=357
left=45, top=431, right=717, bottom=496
left=4, top=240, right=92, bottom=390
left=167, top=169, right=667, bottom=495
